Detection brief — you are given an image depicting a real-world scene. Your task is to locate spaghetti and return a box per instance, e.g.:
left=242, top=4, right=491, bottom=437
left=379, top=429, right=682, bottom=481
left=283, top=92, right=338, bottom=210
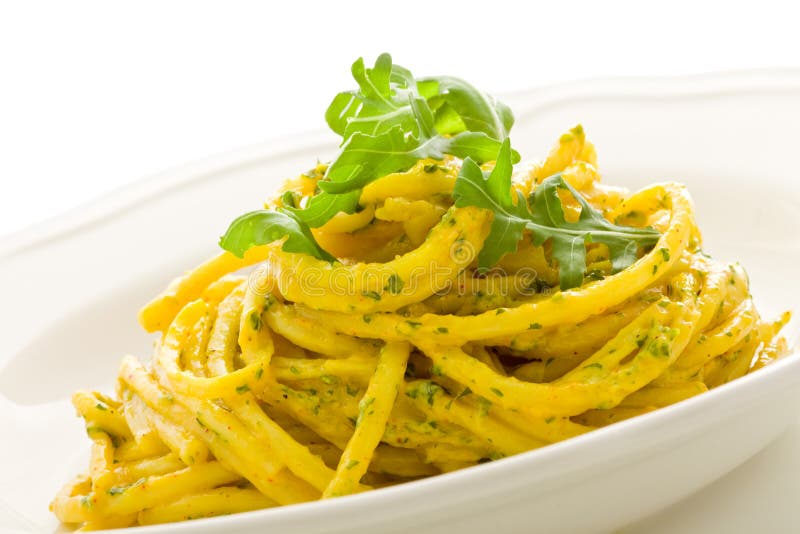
left=52, top=126, right=791, bottom=529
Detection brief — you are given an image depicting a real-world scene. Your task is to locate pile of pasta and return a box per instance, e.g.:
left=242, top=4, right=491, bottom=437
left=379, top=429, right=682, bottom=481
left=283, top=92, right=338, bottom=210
left=52, top=127, right=791, bottom=529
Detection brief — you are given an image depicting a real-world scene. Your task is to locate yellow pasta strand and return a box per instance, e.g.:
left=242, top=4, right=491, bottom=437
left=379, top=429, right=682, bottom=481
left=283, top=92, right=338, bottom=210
left=138, top=487, right=277, bottom=525
left=324, top=342, right=410, bottom=498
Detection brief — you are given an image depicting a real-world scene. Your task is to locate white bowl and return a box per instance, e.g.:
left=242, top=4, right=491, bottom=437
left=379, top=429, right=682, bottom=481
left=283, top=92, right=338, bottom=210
left=1, top=69, right=799, bottom=534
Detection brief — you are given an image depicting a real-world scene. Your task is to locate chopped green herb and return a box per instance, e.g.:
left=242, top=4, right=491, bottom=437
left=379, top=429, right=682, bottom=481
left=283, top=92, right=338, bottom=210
left=477, top=397, right=492, bottom=417
left=357, top=396, right=376, bottom=426
left=345, top=459, right=360, bottom=470
left=248, top=311, right=262, bottom=331
left=407, top=381, right=442, bottom=407
left=385, top=273, right=404, bottom=294
left=455, top=387, right=472, bottom=400
left=106, top=478, right=145, bottom=497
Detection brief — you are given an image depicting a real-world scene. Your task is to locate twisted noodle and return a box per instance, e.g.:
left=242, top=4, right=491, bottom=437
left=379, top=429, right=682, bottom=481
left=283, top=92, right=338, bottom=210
left=52, top=127, right=791, bottom=528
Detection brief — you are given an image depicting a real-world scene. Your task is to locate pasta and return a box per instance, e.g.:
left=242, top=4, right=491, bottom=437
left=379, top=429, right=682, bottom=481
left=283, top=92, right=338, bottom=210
left=52, top=126, right=791, bottom=529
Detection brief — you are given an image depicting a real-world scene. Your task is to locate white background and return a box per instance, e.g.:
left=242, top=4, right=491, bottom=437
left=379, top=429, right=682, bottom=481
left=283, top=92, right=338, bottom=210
left=1, top=0, right=800, bottom=236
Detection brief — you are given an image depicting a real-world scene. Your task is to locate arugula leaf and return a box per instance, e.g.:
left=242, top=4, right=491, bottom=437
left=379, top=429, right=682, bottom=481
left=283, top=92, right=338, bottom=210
left=425, top=76, right=514, bottom=139
left=453, top=139, right=661, bottom=289
left=286, top=190, right=361, bottom=229
left=526, top=172, right=660, bottom=289
left=325, top=55, right=420, bottom=140
left=452, top=140, right=529, bottom=269
left=219, top=208, right=335, bottom=261
left=318, top=127, right=422, bottom=194
left=296, top=53, right=518, bottom=225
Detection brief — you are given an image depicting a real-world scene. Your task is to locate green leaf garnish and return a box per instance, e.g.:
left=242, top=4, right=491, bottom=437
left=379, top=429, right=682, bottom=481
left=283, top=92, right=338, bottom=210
left=426, top=76, right=514, bottom=140
left=453, top=139, right=662, bottom=289
left=286, top=189, right=361, bottom=229
left=219, top=208, right=335, bottom=261
left=294, top=53, right=519, bottom=226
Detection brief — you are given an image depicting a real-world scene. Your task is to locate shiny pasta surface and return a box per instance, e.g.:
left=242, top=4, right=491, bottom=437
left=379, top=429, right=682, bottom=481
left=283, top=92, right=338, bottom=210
left=52, top=127, right=790, bottom=529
